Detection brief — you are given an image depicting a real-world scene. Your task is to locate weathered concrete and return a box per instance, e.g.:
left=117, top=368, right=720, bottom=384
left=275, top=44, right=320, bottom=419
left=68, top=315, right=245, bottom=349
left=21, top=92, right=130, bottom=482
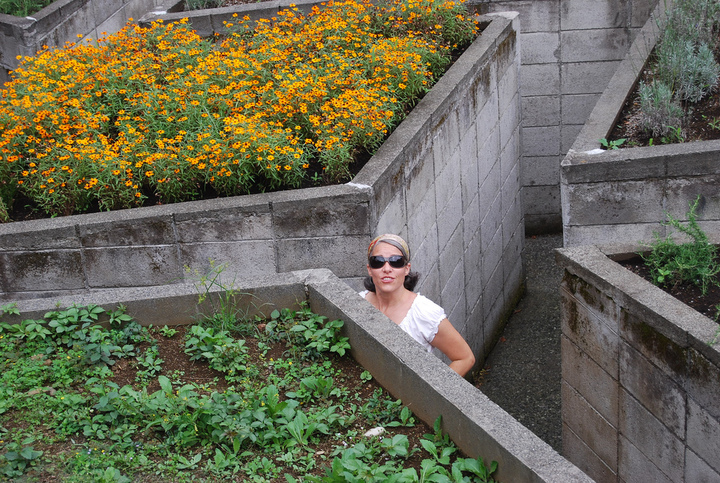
left=556, top=240, right=720, bottom=483
left=471, top=0, right=660, bottom=234
left=0, top=14, right=524, bottom=368
left=3, top=268, right=593, bottom=482
left=560, top=0, right=720, bottom=247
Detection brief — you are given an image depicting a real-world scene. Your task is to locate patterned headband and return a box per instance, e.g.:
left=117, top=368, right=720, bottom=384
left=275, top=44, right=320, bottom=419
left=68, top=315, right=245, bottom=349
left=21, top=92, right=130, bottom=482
left=367, top=234, right=410, bottom=261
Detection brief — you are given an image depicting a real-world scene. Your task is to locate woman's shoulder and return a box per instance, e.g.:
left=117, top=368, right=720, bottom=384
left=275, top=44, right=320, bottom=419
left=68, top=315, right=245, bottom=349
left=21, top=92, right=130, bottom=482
left=410, top=294, right=446, bottom=318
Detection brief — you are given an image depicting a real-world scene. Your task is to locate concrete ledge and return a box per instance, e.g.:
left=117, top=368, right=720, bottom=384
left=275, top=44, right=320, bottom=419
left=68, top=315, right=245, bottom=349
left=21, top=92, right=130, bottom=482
left=556, top=242, right=720, bottom=482
left=4, top=269, right=591, bottom=482
left=560, top=0, right=720, bottom=247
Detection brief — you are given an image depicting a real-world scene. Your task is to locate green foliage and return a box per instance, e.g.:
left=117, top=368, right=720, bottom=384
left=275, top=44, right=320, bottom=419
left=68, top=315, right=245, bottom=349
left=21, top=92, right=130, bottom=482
left=638, top=0, right=720, bottom=138
left=1, top=302, right=493, bottom=480
left=599, top=137, right=626, bottom=150
left=0, top=0, right=52, bottom=16
left=640, top=196, right=720, bottom=295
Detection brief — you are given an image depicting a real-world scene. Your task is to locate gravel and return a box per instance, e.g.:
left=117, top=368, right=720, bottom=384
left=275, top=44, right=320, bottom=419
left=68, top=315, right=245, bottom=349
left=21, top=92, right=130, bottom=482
left=474, top=233, right=563, bottom=452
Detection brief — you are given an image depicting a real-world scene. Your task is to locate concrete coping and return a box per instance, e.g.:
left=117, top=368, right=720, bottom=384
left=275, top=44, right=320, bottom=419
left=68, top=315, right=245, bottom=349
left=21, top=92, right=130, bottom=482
left=555, top=238, right=720, bottom=367
left=4, top=269, right=591, bottom=482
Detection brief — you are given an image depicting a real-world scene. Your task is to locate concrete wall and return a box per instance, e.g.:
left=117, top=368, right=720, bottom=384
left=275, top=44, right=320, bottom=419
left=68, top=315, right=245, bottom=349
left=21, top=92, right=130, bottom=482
left=556, top=242, right=720, bottom=483
left=469, top=0, right=659, bottom=234
left=560, top=0, right=720, bottom=247
left=3, top=267, right=593, bottom=483
left=0, top=14, right=524, bottom=365
left=0, top=0, right=168, bottom=85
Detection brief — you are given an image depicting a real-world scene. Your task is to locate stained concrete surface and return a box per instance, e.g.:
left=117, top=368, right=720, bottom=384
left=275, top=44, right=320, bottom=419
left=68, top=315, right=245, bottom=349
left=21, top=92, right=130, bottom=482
left=475, top=233, right=564, bottom=451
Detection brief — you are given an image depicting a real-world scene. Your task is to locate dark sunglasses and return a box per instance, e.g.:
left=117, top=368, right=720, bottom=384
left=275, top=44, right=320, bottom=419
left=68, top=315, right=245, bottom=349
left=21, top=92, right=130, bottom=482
left=368, top=255, right=407, bottom=269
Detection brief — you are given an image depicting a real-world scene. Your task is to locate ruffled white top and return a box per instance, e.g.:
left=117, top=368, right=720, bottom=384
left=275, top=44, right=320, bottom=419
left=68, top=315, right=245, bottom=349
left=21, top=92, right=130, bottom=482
left=359, top=290, right=445, bottom=352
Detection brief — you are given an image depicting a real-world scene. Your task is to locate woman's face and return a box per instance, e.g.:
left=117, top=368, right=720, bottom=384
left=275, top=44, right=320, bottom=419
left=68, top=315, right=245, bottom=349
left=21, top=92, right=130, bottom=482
left=367, top=242, right=410, bottom=294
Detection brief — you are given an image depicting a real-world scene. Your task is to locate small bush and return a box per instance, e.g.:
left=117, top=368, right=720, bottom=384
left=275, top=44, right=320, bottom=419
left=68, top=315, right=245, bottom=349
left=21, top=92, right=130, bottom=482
left=640, top=196, right=720, bottom=295
left=638, top=80, right=684, bottom=137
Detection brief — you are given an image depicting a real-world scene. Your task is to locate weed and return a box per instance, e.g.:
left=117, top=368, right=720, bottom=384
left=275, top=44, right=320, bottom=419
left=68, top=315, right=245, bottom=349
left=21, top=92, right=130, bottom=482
left=599, top=137, right=626, bottom=150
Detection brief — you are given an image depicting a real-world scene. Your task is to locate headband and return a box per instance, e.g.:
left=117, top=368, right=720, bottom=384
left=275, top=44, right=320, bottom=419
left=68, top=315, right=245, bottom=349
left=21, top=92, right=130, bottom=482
left=367, top=234, right=410, bottom=261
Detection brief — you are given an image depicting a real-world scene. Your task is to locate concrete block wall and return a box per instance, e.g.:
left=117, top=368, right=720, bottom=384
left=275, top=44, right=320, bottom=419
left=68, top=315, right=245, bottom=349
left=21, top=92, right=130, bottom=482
left=556, top=243, right=720, bottom=483
left=355, top=11, right=525, bottom=357
left=0, top=14, right=524, bottom=366
left=561, top=0, right=720, bottom=247
left=469, top=0, right=659, bottom=234
left=0, top=0, right=166, bottom=84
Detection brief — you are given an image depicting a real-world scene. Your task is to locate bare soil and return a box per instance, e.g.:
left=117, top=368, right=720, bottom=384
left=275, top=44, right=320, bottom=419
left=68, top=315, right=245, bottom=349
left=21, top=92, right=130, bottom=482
left=607, top=51, right=720, bottom=146
left=618, top=256, right=720, bottom=322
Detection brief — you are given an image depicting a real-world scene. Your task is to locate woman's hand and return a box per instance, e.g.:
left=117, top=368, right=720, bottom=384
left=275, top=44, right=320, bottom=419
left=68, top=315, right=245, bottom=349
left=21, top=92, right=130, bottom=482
left=431, top=319, right=476, bottom=377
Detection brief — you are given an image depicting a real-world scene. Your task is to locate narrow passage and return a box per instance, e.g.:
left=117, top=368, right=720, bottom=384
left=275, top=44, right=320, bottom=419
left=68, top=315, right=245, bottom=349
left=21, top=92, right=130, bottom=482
left=474, top=233, right=564, bottom=451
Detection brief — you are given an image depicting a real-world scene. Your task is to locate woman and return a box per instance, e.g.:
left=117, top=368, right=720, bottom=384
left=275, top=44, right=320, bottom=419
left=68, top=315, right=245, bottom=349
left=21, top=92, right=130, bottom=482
left=359, top=234, right=475, bottom=377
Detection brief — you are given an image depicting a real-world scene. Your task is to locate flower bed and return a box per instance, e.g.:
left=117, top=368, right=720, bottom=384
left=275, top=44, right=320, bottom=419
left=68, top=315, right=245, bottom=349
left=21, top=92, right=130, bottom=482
left=4, top=267, right=592, bottom=482
left=556, top=241, right=720, bottom=482
left=0, top=0, right=479, bottom=220
left=0, top=300, right=500, bottom=481
left=560, top=0, right=720, bottom=247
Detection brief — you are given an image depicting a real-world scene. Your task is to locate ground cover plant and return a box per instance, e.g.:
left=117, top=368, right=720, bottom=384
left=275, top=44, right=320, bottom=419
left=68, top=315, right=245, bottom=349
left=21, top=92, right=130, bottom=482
left=607, top=0, right=720, bottom=147
left=0, top=301, right=498, bottom=482
left=0, top=0, right=480, bottom=221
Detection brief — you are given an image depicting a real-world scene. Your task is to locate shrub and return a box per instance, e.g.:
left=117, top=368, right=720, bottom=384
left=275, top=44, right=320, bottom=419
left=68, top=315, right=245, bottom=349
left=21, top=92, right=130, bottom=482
left=638, top=79, right=684, bottom=137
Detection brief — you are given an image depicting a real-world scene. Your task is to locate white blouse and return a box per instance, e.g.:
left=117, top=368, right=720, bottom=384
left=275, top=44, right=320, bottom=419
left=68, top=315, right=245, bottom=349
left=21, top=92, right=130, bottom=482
left=359, top=290, right=445, bottom=352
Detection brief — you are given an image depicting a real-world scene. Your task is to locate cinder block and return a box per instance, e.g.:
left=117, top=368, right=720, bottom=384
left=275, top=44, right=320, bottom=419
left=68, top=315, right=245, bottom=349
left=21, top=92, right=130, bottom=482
left=176, top=208, right=272, bottom=243
left=522, top=95, right=560, bottom=127
left=562, top=422, right=617, bottom=482
left=406, top=149, right=435, bottom=214
left=687, top=398, right=720, bottom=475
left=272, top=194, right=368, bottom=238
left=90, top=0, right=123, bottom=25
left=79, top=216, right=175, bottom=247
left=561, top=380, right=618, bottom=468
left=436, top=187, right=462, bottom=251
left=522, top=184, right=559, bottom=215
left=84, top=245, right=181, bottom=287
left=521, top=31, right=559, bottom=65
left=561, top=124, right=583, bottom=153
left=618, top=434, right=674, bottom=483
left=276, top=235, right=367, bottom=278
left=559, top=279, right=620, bottom=375
left=561, top=94, right=599, bottom=125
left=619, top=342, right=685, bottom=437
left=562, top=335, right=618, bottom=426
left=500, top=129, right=520, bottom=182
left=498, top=61, right=518, bottom=116
left=438, top=224, right=463, bottom=290
left=408, top=188, right=437, bottom=248
left=462, top=193, right=480, bottom=248
left=562, top=180, right=665, bottom=225
left=435, top=149, right=462, bottom=216
left=0, top=225, right=79, bottom=250
left=481, top=227, right=502, bottom=289
left=519, top=63, right=560, bottom=96
left=521, top=155, right=560, bottom=186
left=478, top=0, right=559, bottom=33
left=685, top=447, right=720, bottom=483
left=182, top=243, right=273, bottom=291
left=619, top=389, right=684, bottom=482
left=0, top=251, right=85, bottom=292
left=561, top=60, right=621, bottom=95
left=561, top=29, right=631, bottom=63
left=375, top=193, right=406, bottom=238
left=522, top=125, right=560, bottom=157
left=499, top=92, right=520, bottom=152
left=563, top=222, right=662, bottom=248
left=561, top=0, right=630, bottom=30
left=685, top=348, right=720, bottom=421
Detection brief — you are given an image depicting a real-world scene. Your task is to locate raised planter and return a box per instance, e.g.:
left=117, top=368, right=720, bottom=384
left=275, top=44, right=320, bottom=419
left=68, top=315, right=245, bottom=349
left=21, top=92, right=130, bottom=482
left=0, top=0, right=171, bottom=84
left=0, top=12, right=524, bottom=364
left=556, top=241, right=720, bottom=482
left=560, top=0, right=720, bottom=247
left=5, top=267, right=592, bottom=482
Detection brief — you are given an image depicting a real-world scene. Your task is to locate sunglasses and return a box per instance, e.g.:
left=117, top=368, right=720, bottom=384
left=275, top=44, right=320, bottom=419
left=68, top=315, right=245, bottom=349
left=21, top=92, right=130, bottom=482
left=368, top=255, right=407, bottom=269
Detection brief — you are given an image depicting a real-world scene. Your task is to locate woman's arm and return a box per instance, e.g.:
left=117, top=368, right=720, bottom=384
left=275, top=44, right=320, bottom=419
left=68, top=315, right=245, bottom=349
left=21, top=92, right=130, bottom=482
left=431, top=319, right=475, bottom=377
